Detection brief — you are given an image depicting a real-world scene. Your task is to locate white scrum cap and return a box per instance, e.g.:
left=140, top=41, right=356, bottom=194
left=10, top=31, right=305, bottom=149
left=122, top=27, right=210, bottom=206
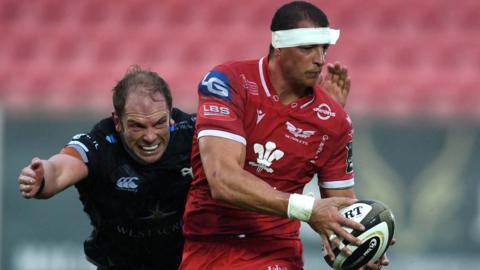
left=271, top=27, right=340, bottom=48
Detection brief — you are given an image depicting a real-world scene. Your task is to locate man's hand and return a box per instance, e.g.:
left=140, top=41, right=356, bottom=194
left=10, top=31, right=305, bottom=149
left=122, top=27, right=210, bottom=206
left=320, top=62, right=351, bottom=107
left=307, top=197, right=364, bottom=261
left=18, top=157, right=45, bottom=199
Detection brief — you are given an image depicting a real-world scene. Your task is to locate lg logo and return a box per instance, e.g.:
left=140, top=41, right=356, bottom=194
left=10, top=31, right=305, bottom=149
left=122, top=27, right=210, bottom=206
left=199, top=70, right=231, bottom=100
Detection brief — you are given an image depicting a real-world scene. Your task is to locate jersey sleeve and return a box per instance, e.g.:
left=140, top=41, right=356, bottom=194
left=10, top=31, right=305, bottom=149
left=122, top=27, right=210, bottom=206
left=61, top=132, right=100, bottom=172
left=316, top=116, right=355, bottom=190
left=195, top=64, right=246, bottom=145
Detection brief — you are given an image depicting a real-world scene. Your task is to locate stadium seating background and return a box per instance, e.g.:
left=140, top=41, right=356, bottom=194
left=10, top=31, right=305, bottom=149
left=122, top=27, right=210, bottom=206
left=1, top=0, right=480, bottom=269
left=1, top=0, right=479, bottom=120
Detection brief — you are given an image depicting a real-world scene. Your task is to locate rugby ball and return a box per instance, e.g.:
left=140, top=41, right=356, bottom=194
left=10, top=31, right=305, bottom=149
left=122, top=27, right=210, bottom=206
left=323, top=199, right=395, bottom=270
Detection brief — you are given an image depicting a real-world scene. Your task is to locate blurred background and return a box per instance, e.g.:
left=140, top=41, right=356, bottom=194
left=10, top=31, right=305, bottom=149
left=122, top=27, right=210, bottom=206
left=1, top=0, right=479, bottom=269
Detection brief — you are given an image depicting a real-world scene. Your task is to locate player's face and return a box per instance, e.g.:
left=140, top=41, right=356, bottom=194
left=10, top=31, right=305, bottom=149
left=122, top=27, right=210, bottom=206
left=115, top=91, right=171, bottom=164
left=278, top=21, right=328, bottom=88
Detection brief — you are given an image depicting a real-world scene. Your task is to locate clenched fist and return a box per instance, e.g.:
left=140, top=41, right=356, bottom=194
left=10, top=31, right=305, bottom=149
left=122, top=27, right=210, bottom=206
left=18, top=157, right=45, bottom=199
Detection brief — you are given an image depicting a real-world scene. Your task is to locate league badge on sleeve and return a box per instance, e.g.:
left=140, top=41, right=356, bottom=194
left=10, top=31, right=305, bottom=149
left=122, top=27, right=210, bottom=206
left=199, top=70, right=232, bottom=100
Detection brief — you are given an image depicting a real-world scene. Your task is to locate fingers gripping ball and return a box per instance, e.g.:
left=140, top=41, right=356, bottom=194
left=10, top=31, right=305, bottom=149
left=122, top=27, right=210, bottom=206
left=323, top=200, right=395, bottom=270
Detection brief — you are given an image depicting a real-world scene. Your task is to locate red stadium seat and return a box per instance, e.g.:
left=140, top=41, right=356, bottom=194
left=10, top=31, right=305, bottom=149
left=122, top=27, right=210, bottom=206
left=0, top=0, right=477, bottom=119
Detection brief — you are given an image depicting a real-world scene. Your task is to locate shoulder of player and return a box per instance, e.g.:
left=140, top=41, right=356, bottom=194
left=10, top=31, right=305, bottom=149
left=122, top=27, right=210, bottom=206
left=218, top=58, right=258, bottom=70
left=168, top=108, right=195, bottom=156
left=212, top=59, right=259, bottom=79
left=90, top=117, right=116, bottom=136
left=200, top=59, right=258, bottom=100
left=161, top=122, right=193, bottom=166
left=172, top=108, right=195, bottom=124
left=171, top=107, right=196, bottom=133
left=70, top=117, right=118, bottom=150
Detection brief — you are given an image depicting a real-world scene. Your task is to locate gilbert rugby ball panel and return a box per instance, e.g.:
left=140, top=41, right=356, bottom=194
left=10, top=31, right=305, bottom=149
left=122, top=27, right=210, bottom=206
left=323, top=200, right=395, bottom=270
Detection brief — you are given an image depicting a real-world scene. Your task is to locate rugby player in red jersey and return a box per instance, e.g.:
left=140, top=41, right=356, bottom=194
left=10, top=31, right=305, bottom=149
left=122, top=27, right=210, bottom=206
left=180, top=1, right=390, bottom=270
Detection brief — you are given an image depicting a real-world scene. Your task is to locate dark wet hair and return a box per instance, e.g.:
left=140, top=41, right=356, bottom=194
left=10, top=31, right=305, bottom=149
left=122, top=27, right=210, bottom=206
left=268, top=1, right=330, bottom=57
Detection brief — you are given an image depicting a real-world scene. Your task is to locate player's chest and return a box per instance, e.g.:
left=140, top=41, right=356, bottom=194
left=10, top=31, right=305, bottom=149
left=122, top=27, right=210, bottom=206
left=242, top=102, right=334, bottom=175
left=98, top=152, right=192, bottom=197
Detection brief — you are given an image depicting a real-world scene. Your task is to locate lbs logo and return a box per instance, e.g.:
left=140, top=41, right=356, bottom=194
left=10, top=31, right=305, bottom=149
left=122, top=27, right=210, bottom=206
left=200, top=102, right=236, bottom=121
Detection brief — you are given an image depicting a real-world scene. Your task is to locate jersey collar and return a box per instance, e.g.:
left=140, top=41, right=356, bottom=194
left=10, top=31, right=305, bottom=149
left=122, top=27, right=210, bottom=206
left=258, top=57, right=317, bottom=109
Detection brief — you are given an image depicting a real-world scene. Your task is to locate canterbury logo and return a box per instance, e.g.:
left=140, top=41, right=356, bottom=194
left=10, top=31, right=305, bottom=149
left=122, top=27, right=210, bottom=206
left=116, top=177, right=140, bottom=191
left=248, top=141, right=284, bottom=173
left=181, top=167, right=193, bottom=178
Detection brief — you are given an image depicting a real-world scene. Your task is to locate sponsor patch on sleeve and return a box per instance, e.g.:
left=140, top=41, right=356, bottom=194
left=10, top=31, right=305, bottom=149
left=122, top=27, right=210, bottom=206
left=70, top=133, right=99, bottom=150
left=199, top=102, right=237, bottom=121
left=199, top=70, right=232, bottom=100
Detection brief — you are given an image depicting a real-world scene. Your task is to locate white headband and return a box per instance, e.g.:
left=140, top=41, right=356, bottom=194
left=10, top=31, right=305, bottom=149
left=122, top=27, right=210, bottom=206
left=271, top=27, right=340, bottom=48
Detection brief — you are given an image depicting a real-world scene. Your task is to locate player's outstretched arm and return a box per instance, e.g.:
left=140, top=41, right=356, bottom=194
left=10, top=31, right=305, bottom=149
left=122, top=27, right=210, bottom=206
left=18, top=154, right=88, bottom=199
left=321, top=62, right=351, bottom=107
left=199, top=136, right=364, bottom=249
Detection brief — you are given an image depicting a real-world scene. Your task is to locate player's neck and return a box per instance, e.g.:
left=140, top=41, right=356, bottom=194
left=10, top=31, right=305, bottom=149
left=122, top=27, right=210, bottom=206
left=268, top=60, right=310, bottom=105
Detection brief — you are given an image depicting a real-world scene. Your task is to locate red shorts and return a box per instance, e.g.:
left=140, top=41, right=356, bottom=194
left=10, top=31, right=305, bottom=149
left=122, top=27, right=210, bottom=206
left=179, top=236, right=304, bottom=270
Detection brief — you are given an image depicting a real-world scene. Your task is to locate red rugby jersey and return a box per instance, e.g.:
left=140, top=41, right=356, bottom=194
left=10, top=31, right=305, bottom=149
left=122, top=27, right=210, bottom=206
left=183, top=57, right=354, bottom=239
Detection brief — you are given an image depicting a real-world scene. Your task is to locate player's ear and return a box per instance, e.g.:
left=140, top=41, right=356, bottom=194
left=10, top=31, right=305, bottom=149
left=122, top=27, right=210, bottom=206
left=112, top=111, right=122, bottom=132
left=168, top=117, right=176, bottom=132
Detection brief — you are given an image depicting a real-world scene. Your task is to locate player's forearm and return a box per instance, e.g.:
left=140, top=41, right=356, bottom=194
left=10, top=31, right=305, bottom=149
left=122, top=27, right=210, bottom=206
left=35, top=157, right=72, bottom=198
left=36, top=154, right=86, bottom=198
left=200, top=136, right=292, bottom=218
left=206, top=161, right=291, bottom=218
